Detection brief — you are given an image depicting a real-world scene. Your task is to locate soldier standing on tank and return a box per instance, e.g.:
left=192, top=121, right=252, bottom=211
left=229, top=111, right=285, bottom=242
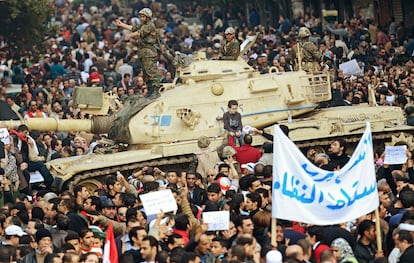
left=293, top=27, right=322, bottom=73
left=219, top=27, right=240, bottom=60
left=115, top=8, right=161, bottom=99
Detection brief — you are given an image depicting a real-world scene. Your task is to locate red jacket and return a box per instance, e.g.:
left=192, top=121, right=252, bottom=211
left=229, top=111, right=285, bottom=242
left=172, top=228, right=190, bottom=246
left=229, top=136, right=261, bottom=165
left=314, top=242, right=331, bottom=263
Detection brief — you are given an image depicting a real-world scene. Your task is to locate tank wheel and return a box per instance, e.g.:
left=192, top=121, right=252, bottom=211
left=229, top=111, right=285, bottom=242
left=388, top=132, right=414, bottom=150
left=65, top=154, right=197, bottom=192
left=80, top=179, right=104, bottom=194
left=269, top=66, right=279, bottom=73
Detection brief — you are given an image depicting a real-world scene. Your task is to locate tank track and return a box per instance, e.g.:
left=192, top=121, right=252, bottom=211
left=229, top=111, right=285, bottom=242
left=67, top=154, right=197, bottom=190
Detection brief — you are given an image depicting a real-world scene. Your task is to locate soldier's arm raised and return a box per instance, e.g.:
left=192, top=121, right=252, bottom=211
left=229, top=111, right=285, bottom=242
left=115, top=19, right=133, bottom=31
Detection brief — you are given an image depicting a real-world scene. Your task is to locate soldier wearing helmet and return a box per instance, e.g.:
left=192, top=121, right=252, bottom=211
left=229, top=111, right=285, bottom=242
left=292, top=27, right=322, bottom=73
left=115, top=8, right=161, bottom=98
left=219, top=27, right=240, bottom=60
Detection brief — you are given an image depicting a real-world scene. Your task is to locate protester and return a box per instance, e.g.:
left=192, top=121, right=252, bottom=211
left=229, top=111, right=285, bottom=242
left=2, top=1, right=414, bottom=263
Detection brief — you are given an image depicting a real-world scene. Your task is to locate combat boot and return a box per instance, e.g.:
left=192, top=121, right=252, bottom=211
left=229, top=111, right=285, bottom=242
left=146, top=83, right=161, bottom=99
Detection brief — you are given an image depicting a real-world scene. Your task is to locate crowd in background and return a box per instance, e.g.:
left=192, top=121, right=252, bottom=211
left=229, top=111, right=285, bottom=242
left=1, top=0, right=414, bottom=263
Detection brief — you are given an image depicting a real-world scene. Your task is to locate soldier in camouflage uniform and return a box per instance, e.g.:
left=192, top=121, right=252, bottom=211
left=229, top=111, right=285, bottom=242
left=292, top=27, right=322, bottom=73
left=219, top=27, right=240, bottom=60
left=116, top=8, right=161, bottom=98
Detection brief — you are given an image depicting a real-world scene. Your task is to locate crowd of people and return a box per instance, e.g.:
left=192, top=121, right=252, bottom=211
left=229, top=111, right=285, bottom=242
left=1, top=0, right=414, bottom=263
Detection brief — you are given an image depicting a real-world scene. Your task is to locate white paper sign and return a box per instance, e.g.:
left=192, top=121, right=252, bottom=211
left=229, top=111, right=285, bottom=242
left=0, top=128, right=10, bottom=145
left=339, top=59, right=362, bottom=76
left=384, top=145, right=407, bottom=164
left=202, top=211, right=230, bottom=231
left=29, top=171, right=44, bottom=183
left=243, top=125, right=256, bottom=134
left=139, top=189, right=177, bottom=216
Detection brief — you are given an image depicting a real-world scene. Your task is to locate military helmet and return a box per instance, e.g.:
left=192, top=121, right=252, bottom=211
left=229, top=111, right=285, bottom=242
left=197, top=136, right=210, bottom=148
left=298, top=27, right=311, bottom=38
left=138, top=8, right=153, bottom=18
left=225, top=27, right=235, bottom=35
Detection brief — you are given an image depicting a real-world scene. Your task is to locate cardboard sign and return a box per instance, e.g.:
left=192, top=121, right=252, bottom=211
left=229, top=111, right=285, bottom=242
left=202, top=211, right=230, bottom=231
left=139, top=189, right=177, bottom=216
left=384, top=145, right=407, bottom=165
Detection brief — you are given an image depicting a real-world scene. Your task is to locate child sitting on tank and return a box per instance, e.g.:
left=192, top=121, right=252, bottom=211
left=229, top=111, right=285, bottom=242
left=223, top=100, right=243, bottom=146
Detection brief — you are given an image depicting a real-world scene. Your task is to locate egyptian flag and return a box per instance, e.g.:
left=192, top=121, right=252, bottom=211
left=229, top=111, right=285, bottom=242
left=103, top=222, right=118, bottom=263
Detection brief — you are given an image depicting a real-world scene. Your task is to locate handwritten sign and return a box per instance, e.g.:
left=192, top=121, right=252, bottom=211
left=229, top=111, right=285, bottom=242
left=0, top=128, right=9, bottom=145
left=384, top=145, right=407, bottom=165
left=339, top=59, right=362, bottom=76
left=202, top=211, right=230, bottom=231
left=272, top=123, right=379, bottom=225
left=139, top=189, right=177, bottom=216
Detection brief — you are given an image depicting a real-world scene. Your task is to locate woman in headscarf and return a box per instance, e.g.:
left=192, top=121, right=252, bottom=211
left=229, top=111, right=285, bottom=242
left=331, top=237, right=359, bottom=263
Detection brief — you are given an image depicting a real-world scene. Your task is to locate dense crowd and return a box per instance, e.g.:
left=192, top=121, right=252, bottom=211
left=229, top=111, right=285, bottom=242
left=1, top=0, right=414, bottom=263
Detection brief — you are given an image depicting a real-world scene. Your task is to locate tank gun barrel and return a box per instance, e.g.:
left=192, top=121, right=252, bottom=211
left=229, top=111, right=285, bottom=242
left=0, top=118, right=94, bottom=132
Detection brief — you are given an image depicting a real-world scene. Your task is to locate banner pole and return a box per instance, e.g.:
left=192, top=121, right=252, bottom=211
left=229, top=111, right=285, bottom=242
left=271, top=217, right=277, bottom=247
left=374, top=208, right=382, bottom=253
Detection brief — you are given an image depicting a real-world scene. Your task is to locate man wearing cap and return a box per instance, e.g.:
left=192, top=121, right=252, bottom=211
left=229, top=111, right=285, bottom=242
left=101, top=199, right=117, bottom=220
left=115, top=8, right=161, bottom=99
left=21, top=228, right=53, bottom=263
left=219, top=27, right=240, bottom=60
left=3, top=225, right=27, bottom=248
left=292, top=27, right=321, bottom=73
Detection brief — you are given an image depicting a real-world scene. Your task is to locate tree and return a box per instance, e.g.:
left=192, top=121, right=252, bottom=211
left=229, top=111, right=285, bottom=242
left=0, top=0, right=54, bottom=52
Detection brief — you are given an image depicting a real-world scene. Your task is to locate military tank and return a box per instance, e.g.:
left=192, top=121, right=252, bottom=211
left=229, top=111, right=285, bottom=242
left=0, top=36, right=411, bottom=191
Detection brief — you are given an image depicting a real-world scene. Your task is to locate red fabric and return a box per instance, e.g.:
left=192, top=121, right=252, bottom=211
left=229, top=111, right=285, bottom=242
left=9, top=129, right=27, bottom=142
left=103, top=222, right=118, bottom=263
left=89, top=72, right=102, bottom=83
left=27, top=110, right=44, bottom=118
left=233, top=144, right=261, bottom=165
left=172, top=228, right=190, bottom=246
left=292, top=221, right=305, bottom=233
left=314, top=243, right=331, bottom=263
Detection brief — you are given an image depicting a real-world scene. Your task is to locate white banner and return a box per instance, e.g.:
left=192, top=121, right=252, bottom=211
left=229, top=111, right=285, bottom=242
left=272, top=123, right=379, bottom=225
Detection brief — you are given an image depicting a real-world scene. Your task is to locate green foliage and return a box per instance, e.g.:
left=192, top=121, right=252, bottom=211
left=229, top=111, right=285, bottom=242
left=0, top=0, right=53, bottom=50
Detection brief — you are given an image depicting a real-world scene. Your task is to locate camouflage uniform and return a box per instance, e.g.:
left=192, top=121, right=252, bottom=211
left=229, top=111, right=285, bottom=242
left=293, top=27, right=322, bottom=73
left=220, top=38, right=240, bottom=60
left=131, top=21, right=160, bottom=97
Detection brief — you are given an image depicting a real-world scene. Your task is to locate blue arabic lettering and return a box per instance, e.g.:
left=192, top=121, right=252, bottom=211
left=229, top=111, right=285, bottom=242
left=275, top=173, right=316, bottom=203
left=313, top=172, right=335, bottom=182
left=325, top=181, right=376, bottom=210
left=301, top=164, right=319, bottom=177
left=302, top=163, right=337, bottom=182
left=345, top=151, right=366, bottom=172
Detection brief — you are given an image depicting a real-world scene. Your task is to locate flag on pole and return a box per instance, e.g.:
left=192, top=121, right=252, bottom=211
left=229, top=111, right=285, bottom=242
left=103, top=222, right=118, bottom=263
left=272, top=122, right=379, bottom=225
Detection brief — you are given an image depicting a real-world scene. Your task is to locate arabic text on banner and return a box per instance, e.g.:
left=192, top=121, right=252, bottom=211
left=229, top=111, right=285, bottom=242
left=272, top=123, right=379, bottom=225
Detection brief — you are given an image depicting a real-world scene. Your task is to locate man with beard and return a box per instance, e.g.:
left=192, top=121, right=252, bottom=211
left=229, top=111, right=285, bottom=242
left=328, top=139, right=350, bottom=169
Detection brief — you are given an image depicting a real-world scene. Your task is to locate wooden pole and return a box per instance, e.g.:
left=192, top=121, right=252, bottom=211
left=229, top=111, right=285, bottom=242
left=271, top=217, right=277, bottom=247
left=297, top=42, right=302, bottom=71
left=374, top=208, right=382, bottom=253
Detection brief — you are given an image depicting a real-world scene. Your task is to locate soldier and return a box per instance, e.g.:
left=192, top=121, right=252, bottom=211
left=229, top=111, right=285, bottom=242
left=293, top=27, right=322, bottom=73
left=115, top=8, right=161, bottom=98
left=219, top=27, right=240, bottom=60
